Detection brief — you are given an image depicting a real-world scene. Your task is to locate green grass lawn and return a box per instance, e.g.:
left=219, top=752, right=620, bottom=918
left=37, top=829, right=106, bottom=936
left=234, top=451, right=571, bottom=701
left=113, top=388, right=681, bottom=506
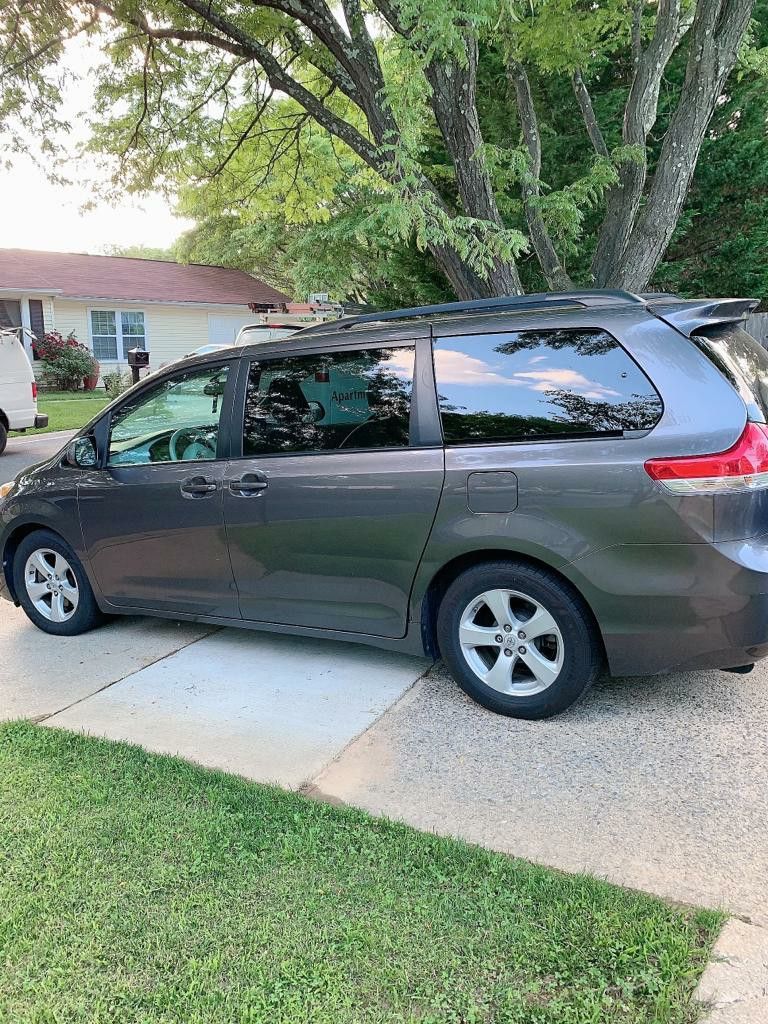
left=0, top=723, right=720, bottom=1024
left=18, top=390, right=111, bottom=435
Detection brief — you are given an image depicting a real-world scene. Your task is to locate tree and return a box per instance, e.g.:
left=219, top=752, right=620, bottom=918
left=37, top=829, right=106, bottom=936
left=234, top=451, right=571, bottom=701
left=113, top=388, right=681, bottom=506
left=1, top=0, right=758, bottom=299
left=653, top=0, right=768, bottom=304
left=101, top=244, right=176, bottom=261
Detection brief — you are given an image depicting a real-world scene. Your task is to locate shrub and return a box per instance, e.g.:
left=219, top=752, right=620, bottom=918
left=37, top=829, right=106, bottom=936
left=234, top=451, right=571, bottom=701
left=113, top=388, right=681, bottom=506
left=103, top=370, right=133, bottom=400
left=33, top=330, right=98, bottom=391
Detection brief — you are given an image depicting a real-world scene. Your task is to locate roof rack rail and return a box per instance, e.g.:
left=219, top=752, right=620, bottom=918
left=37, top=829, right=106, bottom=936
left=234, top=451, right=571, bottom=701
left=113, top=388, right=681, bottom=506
left=295, top=289, right=646, bottom=336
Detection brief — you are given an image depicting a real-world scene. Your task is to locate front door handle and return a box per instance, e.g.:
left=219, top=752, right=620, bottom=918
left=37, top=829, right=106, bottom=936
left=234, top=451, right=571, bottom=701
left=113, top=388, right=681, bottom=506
left=229, top=472, right=268, bottom=496
left=181, top=475, right=218, bottom=497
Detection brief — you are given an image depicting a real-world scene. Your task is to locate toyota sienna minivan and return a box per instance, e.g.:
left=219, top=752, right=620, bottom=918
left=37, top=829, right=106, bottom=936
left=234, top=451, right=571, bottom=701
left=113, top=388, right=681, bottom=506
left=2, top=290, right=768, bottom=719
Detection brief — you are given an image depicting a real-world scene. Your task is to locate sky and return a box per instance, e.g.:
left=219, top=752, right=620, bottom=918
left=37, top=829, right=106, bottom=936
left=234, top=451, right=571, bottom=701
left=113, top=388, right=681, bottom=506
left=0, top=158, right=192, bottom=254
left=0, top=38, right=193, bottom=256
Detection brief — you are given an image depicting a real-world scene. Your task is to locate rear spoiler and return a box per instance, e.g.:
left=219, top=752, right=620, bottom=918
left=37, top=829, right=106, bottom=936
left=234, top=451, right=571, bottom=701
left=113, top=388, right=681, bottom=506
left=648, top=298, right=760, bottom=337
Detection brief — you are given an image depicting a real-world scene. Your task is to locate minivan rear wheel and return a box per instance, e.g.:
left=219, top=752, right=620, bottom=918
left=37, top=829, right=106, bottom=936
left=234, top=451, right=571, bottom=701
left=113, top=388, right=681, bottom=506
left=436, top=561, right=601, bottom=719
left=0, top=423, right=7, bottom=456
left=13, top=529, right=105, bottom=636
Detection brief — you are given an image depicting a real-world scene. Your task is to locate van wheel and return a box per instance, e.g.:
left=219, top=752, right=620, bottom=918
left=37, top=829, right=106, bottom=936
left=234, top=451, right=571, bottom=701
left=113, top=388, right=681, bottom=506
left=436, top=561, right=601, bottom=720
left=0, top=423, right=7, bottom=455
left=13, top=529, right=105, bottom=636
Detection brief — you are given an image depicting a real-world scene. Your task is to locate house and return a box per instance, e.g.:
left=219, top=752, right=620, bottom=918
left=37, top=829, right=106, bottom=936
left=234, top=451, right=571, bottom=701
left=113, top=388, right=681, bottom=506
left=0, top=248, right=289, bottom=371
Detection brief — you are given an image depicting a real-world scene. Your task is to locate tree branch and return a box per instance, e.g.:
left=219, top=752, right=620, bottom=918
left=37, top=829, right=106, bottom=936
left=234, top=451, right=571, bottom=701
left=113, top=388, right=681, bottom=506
left=615, top=0, right=756, bottom=289
left=592, top=0, right=683, bottom=283
left=571, top=68, right=608, bottom=159
left=509, top=59, right=572, bottom=291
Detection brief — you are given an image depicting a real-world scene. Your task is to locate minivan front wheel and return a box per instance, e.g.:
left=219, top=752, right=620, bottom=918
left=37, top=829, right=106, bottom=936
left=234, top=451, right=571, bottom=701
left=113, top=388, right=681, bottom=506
left=13, top=529, right=104, bottom=636
left=437, top=561, right=601, bottom=719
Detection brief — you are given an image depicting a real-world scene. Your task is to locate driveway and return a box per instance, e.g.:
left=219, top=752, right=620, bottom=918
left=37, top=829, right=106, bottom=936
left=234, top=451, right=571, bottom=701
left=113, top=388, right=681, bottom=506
left=1, top=609, right=430, bottom=788
left=314, top=664, right=768, bottom=925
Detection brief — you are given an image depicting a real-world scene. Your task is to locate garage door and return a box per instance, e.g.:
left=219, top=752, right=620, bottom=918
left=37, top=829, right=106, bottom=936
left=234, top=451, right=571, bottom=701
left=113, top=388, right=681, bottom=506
left=208, top=313, right=260, bottom=345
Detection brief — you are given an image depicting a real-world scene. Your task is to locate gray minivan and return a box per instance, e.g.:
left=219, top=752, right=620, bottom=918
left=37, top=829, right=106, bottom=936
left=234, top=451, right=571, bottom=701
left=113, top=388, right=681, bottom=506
left=3, top=290, right=768, bottom=719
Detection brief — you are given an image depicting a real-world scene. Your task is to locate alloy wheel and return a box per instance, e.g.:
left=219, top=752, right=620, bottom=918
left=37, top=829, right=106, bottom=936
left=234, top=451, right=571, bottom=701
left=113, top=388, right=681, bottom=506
left=24, top=548, right=80, bottom=623
left=458, top=588, right=564, bottom=696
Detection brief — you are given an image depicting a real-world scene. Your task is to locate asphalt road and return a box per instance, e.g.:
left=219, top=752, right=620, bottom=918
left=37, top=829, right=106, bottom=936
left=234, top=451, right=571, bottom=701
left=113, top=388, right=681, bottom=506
left=1, top=430, right=74, bottom=481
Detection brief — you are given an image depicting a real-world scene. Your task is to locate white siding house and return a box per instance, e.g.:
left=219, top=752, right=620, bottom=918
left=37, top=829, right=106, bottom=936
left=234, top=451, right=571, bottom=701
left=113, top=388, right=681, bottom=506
left=0, top=249, right=289, bottom=376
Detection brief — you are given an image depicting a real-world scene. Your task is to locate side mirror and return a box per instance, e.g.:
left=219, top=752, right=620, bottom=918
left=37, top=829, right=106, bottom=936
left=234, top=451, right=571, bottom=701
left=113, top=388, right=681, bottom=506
left=64, top=436, right=98, bottom=469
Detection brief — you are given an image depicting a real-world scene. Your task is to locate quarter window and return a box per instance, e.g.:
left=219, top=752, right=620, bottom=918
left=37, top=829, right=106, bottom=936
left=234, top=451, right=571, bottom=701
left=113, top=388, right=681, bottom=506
left=108, top=364, right=230, bottom=466
left=433, top=328, right=662, bottom=445
left=91, top=310, right=147, bottom=361
left=242, top=347, right=415, bottom=456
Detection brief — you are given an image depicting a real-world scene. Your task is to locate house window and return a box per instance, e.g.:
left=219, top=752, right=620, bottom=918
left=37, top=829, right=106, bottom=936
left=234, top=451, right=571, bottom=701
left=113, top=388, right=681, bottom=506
left=0, top=300, right=21, bottom=330
left=90, top=310, right=146, bottom=361
left=28, top=300, right=45, bottom=359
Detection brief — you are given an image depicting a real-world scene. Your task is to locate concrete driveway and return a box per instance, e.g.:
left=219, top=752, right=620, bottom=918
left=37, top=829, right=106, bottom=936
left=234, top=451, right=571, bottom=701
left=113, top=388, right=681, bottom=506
left=1, top=608, right=429, bottom=788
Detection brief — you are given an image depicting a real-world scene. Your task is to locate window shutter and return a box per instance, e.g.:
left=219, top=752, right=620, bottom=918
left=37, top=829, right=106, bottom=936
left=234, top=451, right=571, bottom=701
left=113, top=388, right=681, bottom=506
left=28, top=300, right=44, bottom=358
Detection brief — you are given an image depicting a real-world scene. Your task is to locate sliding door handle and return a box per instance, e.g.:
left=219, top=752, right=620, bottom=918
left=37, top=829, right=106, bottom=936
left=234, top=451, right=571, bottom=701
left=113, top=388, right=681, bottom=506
left=229, top=473, right=268, bottom=495
left=181, top=476, right=218, bottom=497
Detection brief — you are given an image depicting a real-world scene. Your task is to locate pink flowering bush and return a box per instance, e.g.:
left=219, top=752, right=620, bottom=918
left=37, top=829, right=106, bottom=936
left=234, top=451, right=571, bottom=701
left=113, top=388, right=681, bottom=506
left=33, top=331, right=98, bottom=391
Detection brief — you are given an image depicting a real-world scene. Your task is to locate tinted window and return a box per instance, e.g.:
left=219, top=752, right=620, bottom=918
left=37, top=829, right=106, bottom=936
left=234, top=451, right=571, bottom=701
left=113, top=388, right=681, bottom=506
left=243, top=347, right=414, bottom=456
left=109, top=364, right=229, bottom=466
left=433, top=328, right=662, bottom=445
left=694, top=323, right=768, bottom=422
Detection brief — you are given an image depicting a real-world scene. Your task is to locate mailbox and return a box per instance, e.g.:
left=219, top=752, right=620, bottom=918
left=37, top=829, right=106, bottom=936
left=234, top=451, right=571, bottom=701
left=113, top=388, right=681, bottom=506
left=126, top=346, right=149, bottom=383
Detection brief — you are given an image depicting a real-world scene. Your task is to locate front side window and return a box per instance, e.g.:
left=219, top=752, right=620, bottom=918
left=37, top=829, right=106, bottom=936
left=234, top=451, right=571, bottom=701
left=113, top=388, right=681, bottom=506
left=108, top=364, right=230, bottom=466
left=242, top=346, right=415, bottom=456
left=91, top=310, right=146, bottom=361
left=433, top=328, right=662, bottom=445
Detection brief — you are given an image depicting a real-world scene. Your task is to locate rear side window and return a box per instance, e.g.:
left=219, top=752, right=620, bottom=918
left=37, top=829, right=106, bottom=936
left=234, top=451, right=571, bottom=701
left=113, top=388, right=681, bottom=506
left=432, top=328, right=662, bottom=445
left=693, top=323, right=768, bottom=422
left=242, top=346, right=414, bottom=456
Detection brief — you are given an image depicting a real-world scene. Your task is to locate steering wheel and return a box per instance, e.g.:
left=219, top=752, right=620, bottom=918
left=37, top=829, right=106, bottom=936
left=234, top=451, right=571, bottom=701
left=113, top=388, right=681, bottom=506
left=169, top=426, right=217, bottom=461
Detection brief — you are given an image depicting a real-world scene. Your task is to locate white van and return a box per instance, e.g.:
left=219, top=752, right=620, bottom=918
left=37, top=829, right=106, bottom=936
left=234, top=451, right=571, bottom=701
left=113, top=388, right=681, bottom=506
left=0, top=330, right=48, bottom=454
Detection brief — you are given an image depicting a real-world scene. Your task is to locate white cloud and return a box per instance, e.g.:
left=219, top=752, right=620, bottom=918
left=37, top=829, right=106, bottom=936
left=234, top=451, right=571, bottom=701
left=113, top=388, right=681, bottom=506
left=514, top=368, right=620, bottom=399
left=435, top=351, right=620, bottom=401
left=433, top=349, right=524, bottom=386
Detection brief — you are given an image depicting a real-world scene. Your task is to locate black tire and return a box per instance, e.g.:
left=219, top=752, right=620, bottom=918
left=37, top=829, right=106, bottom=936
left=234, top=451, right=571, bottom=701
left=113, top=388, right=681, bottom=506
left=13, top=528, right=105, bottom=636
left=0, top=422, right=7, bottom=456
left=436, top=560, right=602, bottom=720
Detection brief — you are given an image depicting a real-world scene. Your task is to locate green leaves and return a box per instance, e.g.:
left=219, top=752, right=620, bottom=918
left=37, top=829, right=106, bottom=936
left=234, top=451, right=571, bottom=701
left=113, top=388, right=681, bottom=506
left=537, top=157, right=619, bottom=254
left=1, top=0, right=763, bottom=301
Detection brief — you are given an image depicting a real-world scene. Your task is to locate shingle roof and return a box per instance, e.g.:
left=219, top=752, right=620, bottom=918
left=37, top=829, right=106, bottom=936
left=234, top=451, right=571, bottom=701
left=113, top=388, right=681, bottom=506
left=0, top=249, right=289, bottom=306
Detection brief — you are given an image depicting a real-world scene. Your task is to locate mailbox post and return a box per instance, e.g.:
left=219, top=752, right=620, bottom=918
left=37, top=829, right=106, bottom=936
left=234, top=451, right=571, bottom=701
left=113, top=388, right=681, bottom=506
left=126, top=347, right=149, bottom=385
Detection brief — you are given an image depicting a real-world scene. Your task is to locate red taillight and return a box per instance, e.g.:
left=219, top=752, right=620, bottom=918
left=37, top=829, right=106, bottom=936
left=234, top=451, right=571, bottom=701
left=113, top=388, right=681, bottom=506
left=645, top=422, right=768, bottom=494
left=31, top=382, right=37, bottom=401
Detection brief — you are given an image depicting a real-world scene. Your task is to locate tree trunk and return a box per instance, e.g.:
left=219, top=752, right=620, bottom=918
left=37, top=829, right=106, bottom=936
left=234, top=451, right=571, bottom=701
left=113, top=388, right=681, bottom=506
left=509, top=59, right=573, bottom=291
left=611, top=0, right=756, bottom=290
left=426, top=41, right=523, bottom=297
left=426, top=241, right=514, bottom=300
left=591, top=0, right=683, bottom=285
